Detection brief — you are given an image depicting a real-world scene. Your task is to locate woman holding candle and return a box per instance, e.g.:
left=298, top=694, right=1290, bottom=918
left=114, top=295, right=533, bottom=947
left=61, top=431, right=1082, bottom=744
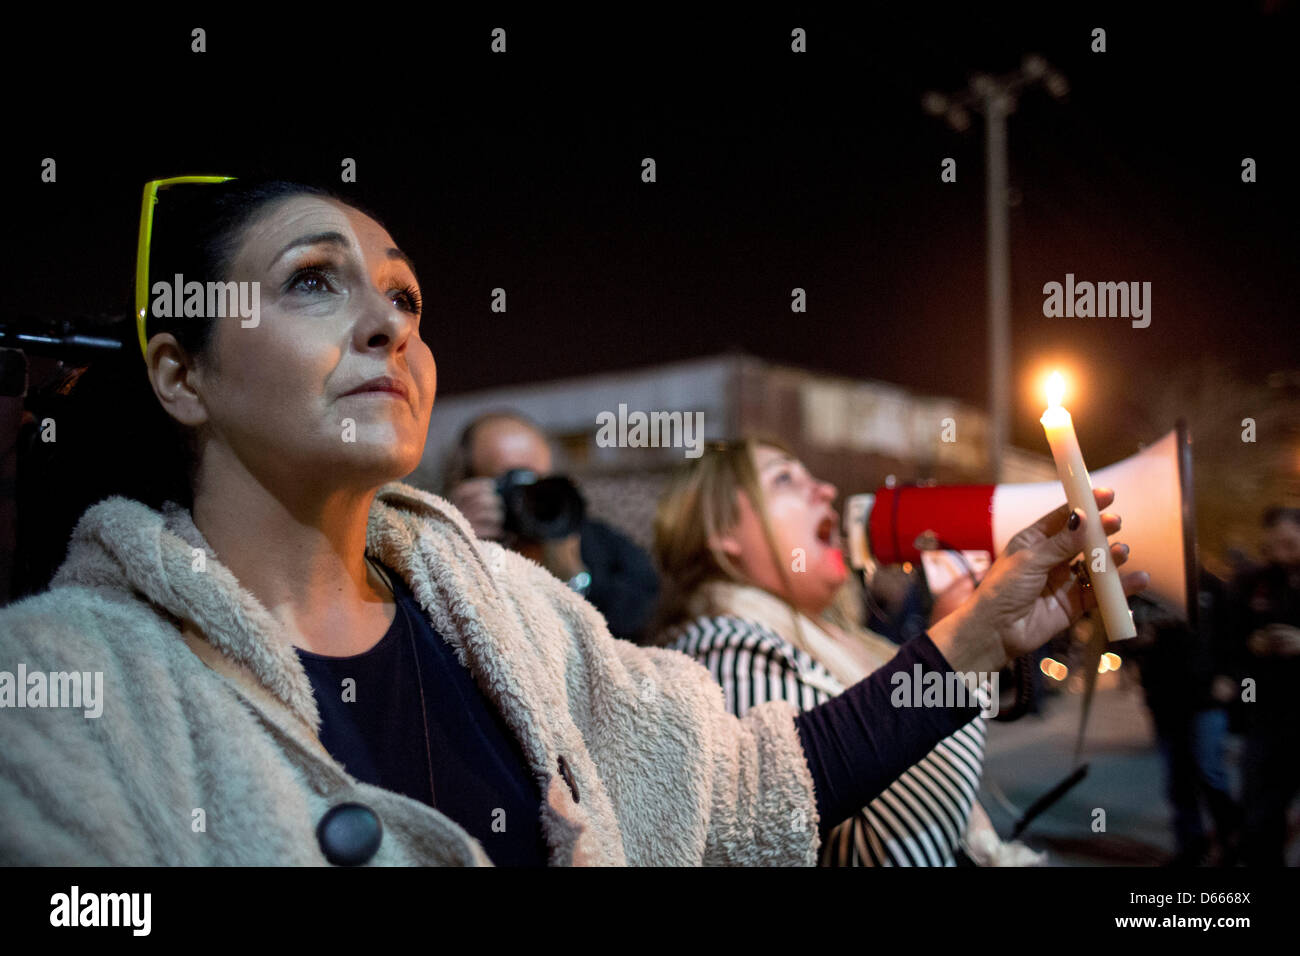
left=0, top=178, right=1145, bottom=865
left=651, top=438, right=1138, bottom=865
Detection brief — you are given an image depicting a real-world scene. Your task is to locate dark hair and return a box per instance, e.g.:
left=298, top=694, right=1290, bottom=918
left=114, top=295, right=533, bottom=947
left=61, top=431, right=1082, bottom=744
left=1263, top=506, right=1300, bottom=530
left=13, top=178, right=350, bottom=597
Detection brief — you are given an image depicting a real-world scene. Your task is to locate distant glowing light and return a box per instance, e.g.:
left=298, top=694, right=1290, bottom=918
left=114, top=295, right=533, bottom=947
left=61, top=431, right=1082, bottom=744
left=1040, top=658, right=1069, bottom=681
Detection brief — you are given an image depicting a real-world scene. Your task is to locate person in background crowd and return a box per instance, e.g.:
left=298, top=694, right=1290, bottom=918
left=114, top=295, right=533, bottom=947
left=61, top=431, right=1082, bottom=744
left=650, top=438, right=1081, bottom=866
left=1130, top=571, right=1241, bottom=867
left=1226, top=506, right=1300, bottom=866
left=865, top=564, right=931, bottom=647
left=441, top=411, right=659, bottom=642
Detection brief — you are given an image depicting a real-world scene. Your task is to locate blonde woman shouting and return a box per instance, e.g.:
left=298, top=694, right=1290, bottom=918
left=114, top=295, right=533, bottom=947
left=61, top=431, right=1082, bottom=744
left=652, top=439, right=1124, bottom=865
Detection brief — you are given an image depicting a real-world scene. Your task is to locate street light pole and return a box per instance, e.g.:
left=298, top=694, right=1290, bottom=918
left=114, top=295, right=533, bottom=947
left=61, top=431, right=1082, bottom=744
left=985, top=90, right=1011, bottom=481
left=924, top=56, right=1068, bottom=481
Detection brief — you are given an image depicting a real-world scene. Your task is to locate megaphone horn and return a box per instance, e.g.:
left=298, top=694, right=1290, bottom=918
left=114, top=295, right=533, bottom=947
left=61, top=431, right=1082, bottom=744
left=845, top=422, right=1198, bottom=624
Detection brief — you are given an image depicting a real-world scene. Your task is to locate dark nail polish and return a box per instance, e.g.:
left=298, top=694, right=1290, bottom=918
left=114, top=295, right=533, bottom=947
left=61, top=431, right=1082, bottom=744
left=1068, top=510, right=1081, bottom=531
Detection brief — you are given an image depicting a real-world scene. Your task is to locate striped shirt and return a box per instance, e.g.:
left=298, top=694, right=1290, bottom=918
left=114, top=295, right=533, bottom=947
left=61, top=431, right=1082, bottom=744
left=669, top=614, right=986, bottom=867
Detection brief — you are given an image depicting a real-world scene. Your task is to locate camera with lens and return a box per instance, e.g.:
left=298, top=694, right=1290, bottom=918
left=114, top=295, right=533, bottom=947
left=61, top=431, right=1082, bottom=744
left=496, top=468, right=587, bottom=541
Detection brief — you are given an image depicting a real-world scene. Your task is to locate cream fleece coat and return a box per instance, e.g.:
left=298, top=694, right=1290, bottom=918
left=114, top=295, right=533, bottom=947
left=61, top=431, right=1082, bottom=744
left=0, top=482, right=819, bottom=866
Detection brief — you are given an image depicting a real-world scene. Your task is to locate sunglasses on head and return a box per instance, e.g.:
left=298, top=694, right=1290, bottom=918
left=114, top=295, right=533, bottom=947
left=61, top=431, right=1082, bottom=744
left=134, top=175, right=236, bottom=361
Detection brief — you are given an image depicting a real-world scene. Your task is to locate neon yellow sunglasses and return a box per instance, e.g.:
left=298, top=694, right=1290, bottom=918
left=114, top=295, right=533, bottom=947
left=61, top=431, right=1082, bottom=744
left=134, top=175, right=236, bottom=360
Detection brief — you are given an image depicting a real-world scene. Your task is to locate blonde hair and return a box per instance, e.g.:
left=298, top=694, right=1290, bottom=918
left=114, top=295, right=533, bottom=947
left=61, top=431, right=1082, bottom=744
left=650, top=437, right=812, bottom=649
left=651, top=436, right=899, bottom=668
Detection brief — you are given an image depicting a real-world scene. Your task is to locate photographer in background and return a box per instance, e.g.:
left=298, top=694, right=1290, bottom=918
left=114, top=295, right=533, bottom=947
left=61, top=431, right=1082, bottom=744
left=442, top=410, right=659, bottom=643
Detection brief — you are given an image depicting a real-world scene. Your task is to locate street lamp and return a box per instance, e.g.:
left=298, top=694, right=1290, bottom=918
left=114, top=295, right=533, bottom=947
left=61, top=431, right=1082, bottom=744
left=924, top=54, right=1069, bottom=481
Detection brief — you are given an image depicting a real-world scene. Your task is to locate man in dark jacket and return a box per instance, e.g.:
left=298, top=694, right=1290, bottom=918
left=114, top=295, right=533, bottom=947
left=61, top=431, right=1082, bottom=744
left=441, top=411, right=659, bottom=643
left=1131, top=571, right=1240, bottom=866
left=1224, top=506, right=1300, bottom=867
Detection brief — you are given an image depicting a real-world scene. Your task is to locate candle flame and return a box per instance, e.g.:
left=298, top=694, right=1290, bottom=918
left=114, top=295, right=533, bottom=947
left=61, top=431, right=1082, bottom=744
left=1046, top=371, right=1066, bottom=408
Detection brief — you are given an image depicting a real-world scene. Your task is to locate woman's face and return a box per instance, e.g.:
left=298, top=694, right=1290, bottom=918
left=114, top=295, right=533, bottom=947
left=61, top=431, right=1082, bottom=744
left=178, top=195, right=436, bottom=494
left=716, top=444, right=847, bottom=614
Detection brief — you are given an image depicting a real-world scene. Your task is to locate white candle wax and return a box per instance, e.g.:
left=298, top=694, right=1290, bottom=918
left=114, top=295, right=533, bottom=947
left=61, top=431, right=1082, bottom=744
left=1040, top=397, right=1137, bottom=641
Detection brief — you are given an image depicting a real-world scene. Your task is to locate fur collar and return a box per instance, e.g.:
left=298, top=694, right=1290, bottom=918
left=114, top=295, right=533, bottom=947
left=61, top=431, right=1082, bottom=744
left=49, top=482, right=480, bottom=735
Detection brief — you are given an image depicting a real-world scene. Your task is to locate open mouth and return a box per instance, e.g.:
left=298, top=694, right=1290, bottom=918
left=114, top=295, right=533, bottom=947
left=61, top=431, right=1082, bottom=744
left=815, top=514, right=837, bottom=547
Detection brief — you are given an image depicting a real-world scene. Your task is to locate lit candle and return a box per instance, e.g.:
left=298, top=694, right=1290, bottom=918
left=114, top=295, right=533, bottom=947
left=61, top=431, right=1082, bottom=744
left=1039, top=372, right=1136, bottom=640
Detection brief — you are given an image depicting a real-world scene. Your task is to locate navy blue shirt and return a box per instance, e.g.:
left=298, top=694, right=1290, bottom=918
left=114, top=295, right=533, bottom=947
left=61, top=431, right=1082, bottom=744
left=297, top=559, right=549, bottom=866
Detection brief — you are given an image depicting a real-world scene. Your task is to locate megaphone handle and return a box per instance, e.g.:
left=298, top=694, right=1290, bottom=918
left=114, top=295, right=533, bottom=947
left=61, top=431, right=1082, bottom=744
left=992, top=656, right=1035, bottom=722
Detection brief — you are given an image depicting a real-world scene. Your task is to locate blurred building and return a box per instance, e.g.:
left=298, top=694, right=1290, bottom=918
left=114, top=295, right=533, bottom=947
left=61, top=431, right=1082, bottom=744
left=409, top=353, right=1056, bottom=550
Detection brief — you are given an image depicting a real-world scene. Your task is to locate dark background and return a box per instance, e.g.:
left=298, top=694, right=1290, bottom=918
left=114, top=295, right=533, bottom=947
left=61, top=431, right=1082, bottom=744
left=5, top=3, right=1297, bottom=465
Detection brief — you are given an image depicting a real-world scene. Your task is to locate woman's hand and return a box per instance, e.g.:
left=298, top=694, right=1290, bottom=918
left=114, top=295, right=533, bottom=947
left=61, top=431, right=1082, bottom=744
left=929, top=487, right=1150, bottom=673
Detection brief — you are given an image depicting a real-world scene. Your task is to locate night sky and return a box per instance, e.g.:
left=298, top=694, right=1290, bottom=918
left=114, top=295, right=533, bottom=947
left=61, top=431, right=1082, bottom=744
left=7, top=4, right=1297, bottom=465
